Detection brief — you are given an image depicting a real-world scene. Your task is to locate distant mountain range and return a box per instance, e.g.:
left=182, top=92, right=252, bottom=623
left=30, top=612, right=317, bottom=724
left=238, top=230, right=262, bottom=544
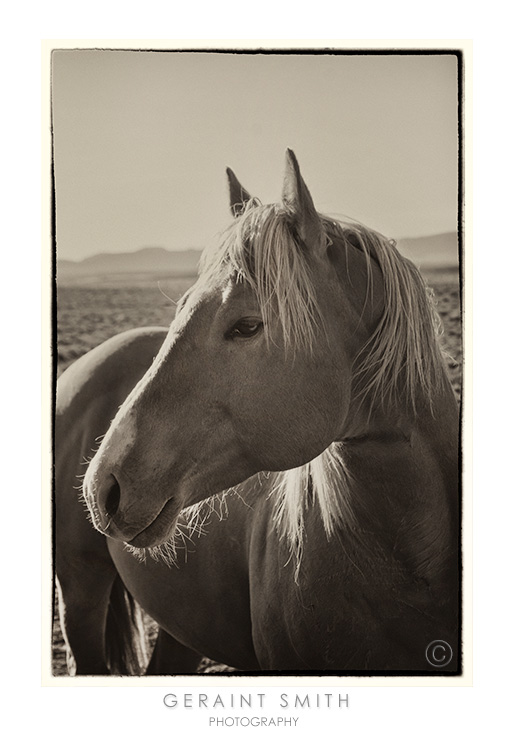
left=396, top=232, right=458, bottom=270
left=57, top=246, right=201, bottom=282
left=57, top=232, right=458, bottom=284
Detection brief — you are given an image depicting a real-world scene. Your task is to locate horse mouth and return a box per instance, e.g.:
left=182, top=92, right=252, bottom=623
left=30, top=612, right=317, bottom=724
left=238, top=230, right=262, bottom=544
left=125, top=498, right=180, bottom=548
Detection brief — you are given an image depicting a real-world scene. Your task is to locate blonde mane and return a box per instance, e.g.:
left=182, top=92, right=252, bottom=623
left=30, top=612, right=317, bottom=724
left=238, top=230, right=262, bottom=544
left=141, top=201, right=450, bottom=568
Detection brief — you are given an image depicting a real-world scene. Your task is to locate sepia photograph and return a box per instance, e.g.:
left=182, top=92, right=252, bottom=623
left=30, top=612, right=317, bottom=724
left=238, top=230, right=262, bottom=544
left=49, top=46, right=464, bottom=678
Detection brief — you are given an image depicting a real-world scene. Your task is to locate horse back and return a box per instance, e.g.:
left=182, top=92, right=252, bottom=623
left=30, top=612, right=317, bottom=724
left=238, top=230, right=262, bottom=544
left=55, top=328, right=168, bottom=567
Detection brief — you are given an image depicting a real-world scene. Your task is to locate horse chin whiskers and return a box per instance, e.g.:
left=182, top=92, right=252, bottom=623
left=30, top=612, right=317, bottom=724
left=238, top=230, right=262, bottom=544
left=123, top=493, right=229, bottom=568
left=125, top=540, right=179, bottom=568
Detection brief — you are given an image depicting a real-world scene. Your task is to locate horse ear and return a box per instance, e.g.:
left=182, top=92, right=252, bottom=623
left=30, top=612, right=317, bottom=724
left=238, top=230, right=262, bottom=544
left=226, top=167, right=253, bottom=218
left=282, top=148, right=324, bottom=252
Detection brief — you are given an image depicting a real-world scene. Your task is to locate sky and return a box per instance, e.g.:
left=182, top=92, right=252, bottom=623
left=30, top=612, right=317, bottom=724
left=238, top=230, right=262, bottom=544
left=52, top=50, right=458, bottom=262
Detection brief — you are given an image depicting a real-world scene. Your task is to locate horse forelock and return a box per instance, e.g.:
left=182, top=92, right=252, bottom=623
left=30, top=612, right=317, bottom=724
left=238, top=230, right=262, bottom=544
left=199, top=201, right=326, bottom=353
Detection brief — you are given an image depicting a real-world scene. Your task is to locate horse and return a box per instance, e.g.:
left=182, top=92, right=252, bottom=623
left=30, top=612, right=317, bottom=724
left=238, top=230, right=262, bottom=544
left=54, top=149, right=460, bottom=675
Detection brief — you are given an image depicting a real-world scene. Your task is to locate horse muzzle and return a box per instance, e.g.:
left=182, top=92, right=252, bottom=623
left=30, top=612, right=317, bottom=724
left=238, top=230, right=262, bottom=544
left=82, top=466, right=181, bottom=547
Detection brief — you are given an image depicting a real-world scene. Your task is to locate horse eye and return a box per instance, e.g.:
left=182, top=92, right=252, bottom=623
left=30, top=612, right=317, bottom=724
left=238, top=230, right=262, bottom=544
left=227, top=318, right=263, bottom=340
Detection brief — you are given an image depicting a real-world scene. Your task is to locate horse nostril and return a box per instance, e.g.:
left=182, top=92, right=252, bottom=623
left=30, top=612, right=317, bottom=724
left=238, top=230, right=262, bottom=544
left=104, top=474, right=121, bottom=517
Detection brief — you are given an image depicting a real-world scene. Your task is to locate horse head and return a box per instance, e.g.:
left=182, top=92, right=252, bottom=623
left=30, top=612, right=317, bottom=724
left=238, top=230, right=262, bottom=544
left=82, top=149, right=434, bottom=550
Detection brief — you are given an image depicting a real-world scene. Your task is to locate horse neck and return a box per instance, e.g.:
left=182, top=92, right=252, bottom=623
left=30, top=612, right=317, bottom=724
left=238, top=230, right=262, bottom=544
left=343, top=368, right=459, bottom=489
left=338, top=375, right=459, bottom=592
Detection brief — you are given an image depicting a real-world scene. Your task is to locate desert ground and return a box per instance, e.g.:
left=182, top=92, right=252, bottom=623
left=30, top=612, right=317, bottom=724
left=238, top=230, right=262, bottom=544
left=51, top=270, right=462, bottom=676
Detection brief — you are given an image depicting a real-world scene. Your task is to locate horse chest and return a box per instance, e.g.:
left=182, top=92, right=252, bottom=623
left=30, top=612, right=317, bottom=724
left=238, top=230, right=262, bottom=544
left=248, top=522, right=353, bottom=669
left=248, top=506, right=433, bottom=671
left=250, top=566, right=435, bottom=671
